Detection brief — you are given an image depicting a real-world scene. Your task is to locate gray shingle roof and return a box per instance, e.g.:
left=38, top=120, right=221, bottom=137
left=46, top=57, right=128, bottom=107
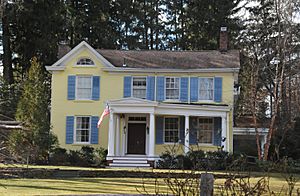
left=97, top=49, right=240, bottom=69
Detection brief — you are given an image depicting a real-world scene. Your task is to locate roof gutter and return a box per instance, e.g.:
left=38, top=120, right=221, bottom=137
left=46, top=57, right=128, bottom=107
left=102, top=67, right=240, bottom=74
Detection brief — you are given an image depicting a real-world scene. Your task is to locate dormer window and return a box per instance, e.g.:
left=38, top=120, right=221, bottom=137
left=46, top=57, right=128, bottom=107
left=76, top=58, right=94, bottom=66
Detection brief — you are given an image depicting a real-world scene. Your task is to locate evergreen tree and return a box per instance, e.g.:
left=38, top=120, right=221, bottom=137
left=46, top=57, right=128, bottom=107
left=185, top=0, right=242, bottom=50
left=15, top=57, right=56, bottom=163
left=0, top=76, right=21, bottom=120
left=10, top=0, right=65, bottom=74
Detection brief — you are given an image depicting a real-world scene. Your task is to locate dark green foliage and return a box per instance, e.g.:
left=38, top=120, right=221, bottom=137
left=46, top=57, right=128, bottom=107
left=279, top=117, right=300, bottom=160
left=0, top=77, right=21, bottom=120
left=158, top=150, right=240, bottom=170
left=49, top=148, right=69, bottom=165
left=13, top=57, right=56, bottom=163
left=81, top=146, right=95, bottom=165
left=49, top=146, right=107, bottom=167
left=10, top=0, right=65, bottom=74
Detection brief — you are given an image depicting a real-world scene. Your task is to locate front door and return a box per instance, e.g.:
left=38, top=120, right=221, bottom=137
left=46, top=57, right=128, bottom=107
left=127, top=123, right=146, bottom=154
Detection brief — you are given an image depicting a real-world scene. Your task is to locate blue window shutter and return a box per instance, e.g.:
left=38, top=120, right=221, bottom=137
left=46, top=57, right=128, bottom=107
left=67, top=75, right=76, bottom=100
left=92, top=76, right=100, bottom=100
left=146, top=76, right=155, bottom=101
left=180, top=77, right=189, bottom=102
left=214, top=77, right=222, bottom=102
left=190, top=77, right=198, bottom=102
left=123, top=76, right=132, bottom=98
left=213, top=117, right=222, bottom=146
left=66, top=116, right=74, bottom=144
left=156, top=76, right=165, bottom=101
left=189, top=117, right=198, bottom=145
left=91, top=116, right=99, bottom=144
left=179, top=116, right=185, bottom=144
left=155, top=116, right=164, bottom=144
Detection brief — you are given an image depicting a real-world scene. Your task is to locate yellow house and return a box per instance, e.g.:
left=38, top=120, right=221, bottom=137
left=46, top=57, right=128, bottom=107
left=46, top=39, right=240, bottom=167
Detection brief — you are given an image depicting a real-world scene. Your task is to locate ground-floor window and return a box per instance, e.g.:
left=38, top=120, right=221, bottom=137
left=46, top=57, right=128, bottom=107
left=164, top=117, right=179, bottom=143
left=192, top=117, right=213, bottom=144
left=75, top=116, right=90, bottom=143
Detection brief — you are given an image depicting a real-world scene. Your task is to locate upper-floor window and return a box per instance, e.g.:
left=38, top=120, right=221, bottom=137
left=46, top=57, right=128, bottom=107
left=197, top=118, right=213, bottom=144
left=199, top=78, right=214, bottom=101
left=75, top=116, right=90, bottom=143
left=164, top=117, right=179, bottom=143
left=76, top=58, right=94, bottom=66
left=166, top=77, right=180, bottom=100
left=77, top=76, right=92, bottom=99
left=132, top=77, right=147, bottom=99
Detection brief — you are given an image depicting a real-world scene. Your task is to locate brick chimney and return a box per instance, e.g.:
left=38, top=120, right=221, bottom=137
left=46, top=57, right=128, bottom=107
left=219, top=27, right=228, bottom=52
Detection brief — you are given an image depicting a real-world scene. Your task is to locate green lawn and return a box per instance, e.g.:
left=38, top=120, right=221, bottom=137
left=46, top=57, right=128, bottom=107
left=0, top=164, right=299, bottom=195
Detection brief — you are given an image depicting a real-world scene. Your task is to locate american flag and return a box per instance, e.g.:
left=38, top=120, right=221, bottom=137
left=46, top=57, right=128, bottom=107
left=97, top=105, right=110, bottom=128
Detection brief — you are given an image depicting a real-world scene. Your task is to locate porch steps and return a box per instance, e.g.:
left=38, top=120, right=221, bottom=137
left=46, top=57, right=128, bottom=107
left=108, top=156, right=151, bottom=168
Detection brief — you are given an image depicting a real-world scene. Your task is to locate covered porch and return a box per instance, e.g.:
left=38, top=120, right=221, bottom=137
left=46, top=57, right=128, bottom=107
left=106, top=98, right=231, bottom=167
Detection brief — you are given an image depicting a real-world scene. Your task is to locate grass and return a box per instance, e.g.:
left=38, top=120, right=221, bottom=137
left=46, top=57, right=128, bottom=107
left=0, top=164, right=299, bottom=195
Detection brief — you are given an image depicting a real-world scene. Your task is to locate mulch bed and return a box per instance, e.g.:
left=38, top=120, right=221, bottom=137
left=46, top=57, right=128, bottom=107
left=0, top=167, right=244, bottom=179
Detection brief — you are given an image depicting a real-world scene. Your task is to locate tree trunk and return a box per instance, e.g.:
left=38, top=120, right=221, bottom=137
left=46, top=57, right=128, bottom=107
left=2, top=6, right=13, bottom=84
left=155, top=0, right=159, bottom=50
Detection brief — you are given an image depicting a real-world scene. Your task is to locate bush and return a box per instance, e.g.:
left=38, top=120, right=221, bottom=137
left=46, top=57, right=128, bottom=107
left=81, top=146, right=95, bottom=165
left=94, top=147, right=108, bottom=167
left=158, top=150, right=243, bottom=171
left=49, top=146, right=108, bottom=167
left=49, top=147, right=69, bottom=165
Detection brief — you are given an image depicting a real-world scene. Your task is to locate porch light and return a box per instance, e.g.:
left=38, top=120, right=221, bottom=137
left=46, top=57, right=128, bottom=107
left=123, top=126, right=126, bottom=134
left=146, top=126, right=149, bottom=134
left=222, top=137, right=226, bottom=142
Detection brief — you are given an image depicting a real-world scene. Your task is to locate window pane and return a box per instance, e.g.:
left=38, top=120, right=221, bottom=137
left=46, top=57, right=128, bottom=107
left=77, top=76, right=92, bottom=99
left=132, top=77, right=147, bottom=99
left=197, top=118, right=213, bottom=144
left=199, top=78, right=214, bottom=100
left=166, top=77, right=179, bottom=100
left=75, top=117, right=90, bottom=143
left=77, top=58, right=94, bottom=65
left=164, top=117, right=179, bottom=143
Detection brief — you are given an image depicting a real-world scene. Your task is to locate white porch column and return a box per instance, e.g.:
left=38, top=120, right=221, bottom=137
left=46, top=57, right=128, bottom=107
left=149, top=113, right=155, bottom=158
left=184, top=115, right=190, bottom=154
left=108, top=112, right=115, bottom=157
left=261, top=133, right=267, bottom=156
left=115, top=115, right=120, bottom=156
left=221, top=115, right=227, bottom=151
left=122, top=116, right=126, bottom=156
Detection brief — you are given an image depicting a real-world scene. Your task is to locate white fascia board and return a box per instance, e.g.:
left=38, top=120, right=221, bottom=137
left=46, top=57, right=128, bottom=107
left=158, top=103, right=231, bottom=112
left=233, top=127, right=269, bottom=135
left=48, top=41, right=115, bottom=69
left=102, top=67, right=240, bottom=74
left=45, top=66, right=66, bottom=71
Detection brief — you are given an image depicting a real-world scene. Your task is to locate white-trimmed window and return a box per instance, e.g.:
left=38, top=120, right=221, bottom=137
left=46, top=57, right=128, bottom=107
left=166, top=77, right=180, bottom=100
left=76, top=58, right=94, bottom=66
left=75, top=116, right=91, bottom=143
left=132, top=77, right=147, bottom=99
left=199, top=78, right=214, bottom=101
left=76, top=76, right=92, bottom=99
left=197, top=118, right=213, bottom=144
left=164, top=117, right=179, bottom=143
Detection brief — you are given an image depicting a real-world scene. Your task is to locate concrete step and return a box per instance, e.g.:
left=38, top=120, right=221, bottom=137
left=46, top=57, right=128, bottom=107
left=109, top=163, right=151, bottom=168
left=113, top=160, right=148, bottom=164
left=111, top=156, right=148, bottom=160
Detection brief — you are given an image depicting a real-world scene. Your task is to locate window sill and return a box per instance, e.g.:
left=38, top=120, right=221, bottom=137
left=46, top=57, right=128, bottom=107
left=163, top=142, right=181, bottom=145
left=72, top=99, right=95, bottom=103
left=72, top=142, right=91, bottom=145
left=197, top=143, right=214, bottom=146
left=72, top=65, right=96, bottom=68
left=164, top=100, right=181, bottom=103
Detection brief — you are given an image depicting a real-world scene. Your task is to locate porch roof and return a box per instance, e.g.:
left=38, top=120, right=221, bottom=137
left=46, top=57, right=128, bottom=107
left=108, top=98, right=230, bottom=117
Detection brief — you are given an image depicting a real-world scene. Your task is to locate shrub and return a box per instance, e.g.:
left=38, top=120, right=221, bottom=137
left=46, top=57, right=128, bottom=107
left=80, top=146, right=95, bottom=165
left=94, top=147, right=107, bottom=167
left=49, top=147, right=69, bottom=165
